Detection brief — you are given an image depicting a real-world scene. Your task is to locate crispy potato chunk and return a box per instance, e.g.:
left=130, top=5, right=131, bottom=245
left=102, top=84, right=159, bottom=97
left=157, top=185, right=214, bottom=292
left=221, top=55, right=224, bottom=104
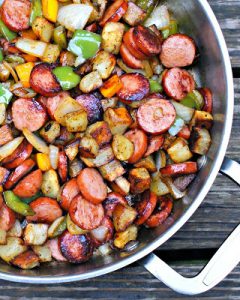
left=92, top=50, right=116, bottom=79
left=41, top=169, right=60, bottom=198
left=40, top=121, right=61, bottom=143
left=102, top=22, right=125, bottom=54
left=167, top=137, right=193, bottom=163
left=99, top=159, right=125, bottom=182
left=114, top=224, right=138, bottom=249
left=134, top=155, right=157, bottom=173
left=65, top=110, right=88, bottom=132
left=0, top=237, right=27, bottom=263
left=113, top=204, right=137, bottom=232
left=32, top=244, right=52, bottom=262
left=79, top=136, right=99, bottom=158
left=80, top=71, right=103, bottom=93
left=104, top=107, right=132, bottom=135
left=65, top=139, right=80, bottom=161
left=190, top=110, right=213, bottom=130
left=80, top=145, right=114, bottom=167
left=11, top=250, right=40, bottom=269
left=24, top=224, right=48, bottom=246
left=123, top=2, right=146, bottom=26
left=112, top=134, right=134, bottom=161
left=129, top=167, right=150, bottom=194
left=32, top=17, right=54, bottom=43
left=190, top=127, right=211, bottom=155
left=7, top=220, right=22, bottom=238
left=86, top=121, right=112, bottom=147
left=42, top=44, right=60, bottom=63
left=110, top=176, right=130, bottom=196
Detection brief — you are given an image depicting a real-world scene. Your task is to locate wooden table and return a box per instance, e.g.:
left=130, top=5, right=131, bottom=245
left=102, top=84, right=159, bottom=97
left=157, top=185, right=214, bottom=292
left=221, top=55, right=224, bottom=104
left=1, top=1, right=240, bottom=299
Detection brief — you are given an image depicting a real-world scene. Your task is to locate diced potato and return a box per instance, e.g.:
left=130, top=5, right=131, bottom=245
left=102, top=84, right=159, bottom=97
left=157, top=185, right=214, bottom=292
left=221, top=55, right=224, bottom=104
left=40, top=121, right=61, bottom=143
left=69, top=158, right=83, bottom=178
left=65, top=110, right=88, bottom=132
left=54, top=96, right=83, bottom=126
left=123, top=2, right=146, bottom=26
left=0, top=104, right=6, bottom=125
left=134, top=155, right=157, bottom=173
left=0, top=229, right=6, bottom=245
left=112, top=134, right=134, bottom=161
left=7, top=220, right=22, bottom=238
left=190, top=127, right=211, bottom=155
left=161, top=177, right=186, bottom=200
left=41, top=169, right=60, bottom=198
left=32, top=244, right=52, bottom=262
left=150, top=172, right=169, bottom=196
left=79, top=71, right=103, bottom=93
left=32, top=17, right=54, bottom=43
left=60, top=50, right=76, bottom=67
left=15, top=38, right=47, bottom=58
left=24, top=224, right=49, bottom=246
left=92, top=50, right=116, bottom=79
left=66, top=214, right=88, bottom=235
left=42, top=44, right=61, bottom=63
left=80, top=145, right=114, bottom=167
left=99, top=159, right=125, bottom=182
left=110, top=176, right=130, bottom=196
left=64, top=139, right=80, bottom=161
left=101, top=97, right=118, bottom=111
left=0, top=237, right=27, bottom=263
left=79, top=136, right=99, bottom=158
left=190, top=110, right=213, bottom=130
left=48, top=216, right=66, bottom=238
left=11, top=250, right=40, bottom=269
left=167, top=137, right=193, bottom=163
left=104, top=107, right=132, bottom=135
left=113, top=204, right=137, bottom=232
left=102, top=22, right=125, bottom=54
left=86, top=121, right=112, bottom=147
left=129, top=168, right=151, bottom=194
left=162, top=134, right=176, bottom=150
left=114, top=225, right=138, bottom=249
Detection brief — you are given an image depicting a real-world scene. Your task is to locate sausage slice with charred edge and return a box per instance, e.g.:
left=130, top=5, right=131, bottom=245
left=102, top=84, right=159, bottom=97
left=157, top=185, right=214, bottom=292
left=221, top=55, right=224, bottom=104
left=58, top=151, right=68, bottom=183
left=12, top=98, right=47, bottom=132
left=160, top=34, right=196, bottom=68
left=60, top=231, right=94, bottom=264
left=60, top=178, right=80, bottom=211
left=2, top=0, right=31, bottom=32
left=162, top=67, right=195, bottom=100
left=117, top=73, right=150, bottom=103
left=30, top=63, right=61, bottom=97
left=47, top=238, right=67, bottom=262
left=27, top=197, right=63, bottom=224
left=161, top=162, right=198, bottom=177
left=69, top=195, right=104, bottom=230
left=0, top=204, right=16, bottom=231
left=102, top=192, right=128, bottom=217
left=120, top=43, right=143, bottom=69
left=137, top=98, right=176, bottom=134
left=135, top=190, right=157, bottom=225
left=144, top=135, right=164, bottom=157
left=124, top=129, right=148, bottom=164
left=123, top=28, right=148, bottom=60
left=77, top=168, right=107, bottom=205
left=46, top=92, right=70, bottom=120
left=100, top=0, right=128, bottom=27
left=198, top=87, right=213, bottom=113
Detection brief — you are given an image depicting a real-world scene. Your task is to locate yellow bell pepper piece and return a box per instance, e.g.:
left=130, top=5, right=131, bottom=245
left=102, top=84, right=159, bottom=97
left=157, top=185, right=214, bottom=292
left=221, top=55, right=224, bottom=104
left=0, top=185, right=3, bottom=193
left=42, top=0, right=59, bottom=23
left=36, top=153, right=51, bottom=171
left=100, top=75, right=123, bottom=98
left=15, top=62, right=35, bottom=88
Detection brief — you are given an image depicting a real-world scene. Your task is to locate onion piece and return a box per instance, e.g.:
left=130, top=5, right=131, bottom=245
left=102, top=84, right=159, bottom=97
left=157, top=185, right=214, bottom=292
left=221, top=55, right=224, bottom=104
left=49, top=145, right=59, bottom=170
left=91, top=226, right=108, bottom=242
left=170, top=100, right=195, bottom=123
left=15, top=39, right=47, bottom=58
left=0, top=136, right=24, bottom=161
left=161, top=176, right=186, bottom=199
left=98, top=243, right=112, bottom=256
left=3, top=61, right=18, bottom=83
left=144, top=5, right=170, bottom=30
left=22, top=128, right=49, bottom=154
left=0, top=103, right=6, bottom=125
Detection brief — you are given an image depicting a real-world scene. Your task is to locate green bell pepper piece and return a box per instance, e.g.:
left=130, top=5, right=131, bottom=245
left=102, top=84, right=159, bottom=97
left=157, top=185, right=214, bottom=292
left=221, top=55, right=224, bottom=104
left=181, top=90, right=204, bottom=110
left=162, top=19, right=179, bottom=39
left=135, top=0, right=158, bottom=18
left=0, top=19, right=17, bottom=41
left=30, top=0, right=42, bottom=25
left=0, top=49, right=3, bottom=62
left=68, top=30, right=101, bottom=59
left=168, top=116, right=185, bottom=136
left=53, top=66, right=81, bottom=91
left=21, top=191, right=43, bottom=204
left=3, top=191, right=35, bottom=216
left=0, top=83, right=12, bottom=105
left=149, top=79, right=163, bottom=93
left=53, top=26, right=67, bottom=50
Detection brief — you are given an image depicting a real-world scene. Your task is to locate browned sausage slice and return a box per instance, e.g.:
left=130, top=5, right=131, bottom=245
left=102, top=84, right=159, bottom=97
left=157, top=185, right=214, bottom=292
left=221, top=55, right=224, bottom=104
left=60, top=231, right=93, bottom=264
left=30, top=63, right=61, bottom=97
left=160, top=162, right=198, bottom=177
left=69, top=195, right=104, bottom=230
left=77, top=168, right=107, bottom=205
left=46, top=92, right=70, bottom=120
left=133, top=25, right=162, bottom=57
left=76, top=94, right=103, bottom=124
left=99, top=0, right=128, bottom=27
left=102, top=192, right=128, bottom=217
left=198, top=87, right=213, bottom=113
left=12, top=98, right=47, bottom=132
left=135, top=190, right=157, bottom=225
left=60, top=178, right=80, bottom=211
left=120, top=43, right=143, bottom=69
left=123, top=28, right=148, bottom=60
left=124, top=129, right=148, bottom=163
left=137, top=98, right=176, bottom=134
left=13, top=169, right=42, bottom=198
left=117, top=73, right=150, bottom=102
left=2, top=0, right=31, bottom=32
left=162, top=67, right=195, bottom=100
left=0, top=204, right=16, bottom=231
left=47, top=238, right=67, bottom=262
left=90, top=216, right=114, bottom=247
left=4, top=158, right=35, bottom=189
left=27, top=197, right=63, bottom=224
left=144, top=135, right=164, bottom=157
left=160, top=34, right=196, bottom=68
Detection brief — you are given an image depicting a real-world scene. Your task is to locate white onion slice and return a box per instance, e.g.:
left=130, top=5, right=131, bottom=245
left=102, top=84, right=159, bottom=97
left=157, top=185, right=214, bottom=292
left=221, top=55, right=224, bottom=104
left=49, top=145, right=59, bottom=170
left=0, top=136, right=24, bottom=161
left=98, top=243, right=112, bottom=256
left=144, top=5, right=170, bottom=30
left=15, top=38, right=47, bottom=58
left=91, top=226, right=108, bottom=242
left=23, top=128, right=49, bottom=154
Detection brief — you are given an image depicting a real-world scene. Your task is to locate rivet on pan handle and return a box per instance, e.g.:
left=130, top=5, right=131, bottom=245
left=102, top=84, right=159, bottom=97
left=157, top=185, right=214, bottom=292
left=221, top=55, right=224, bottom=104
left=139, top=157, right=240, bottom=295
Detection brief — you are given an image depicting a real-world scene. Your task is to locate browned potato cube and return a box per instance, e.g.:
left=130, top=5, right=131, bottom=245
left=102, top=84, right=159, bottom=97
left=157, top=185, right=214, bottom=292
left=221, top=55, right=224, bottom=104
left=80, top=145, right=114, bottom=167
left=65, top=139, right=80, bottom=161
left=190, top=127, right=211, bottom=155
left=32, top=17, right=54, bottom=42
left=99, top=159, right=125, bottom=182
left=113, top=204, right=137, bottom=232
left=162, top=134, right=177, bottom=150
left=65, top=110, right=88, bottom=132
left=102, top=22, right=125, bottom=54
left=112, top=134, right=134, bottom=161
left=0, top=237, right=27, bottom=263
left=92, top=50, right=116, bottom=79
left=24, top=224, right=48, bottom=246
left=11, top=250, right=40, bottom=270
left=79, top=71, right=103, bottom=93
left=86, top=121, right=112, bottom=148
left=129, top=168, right=150, bottom=194
left=32, top=244, right=52, bottom=262
left=104, top=107, right=132, bottom=135
left=79, top=136, right=99, bottom=158
left=114, top=224, right=138, bottom=249
left=101, top=97, right=118, bottom=111
left=110, top=176, right=130, bottom=196
left=190, top=110, right=213, bottom=130
left=69, top=158, right=83, bottom=178
left=0, top=229, right=6, bottom=245
left=60, top=50, right=76, bottom=67
left=40, top=121, right=61, bottom=143
left=167, top=137, right=193, bottom=163
left=123, top=2, right=146, bottom=26
left=42, top=44, right=60, bottom=63
left=134, top=155, right=157, bottom=173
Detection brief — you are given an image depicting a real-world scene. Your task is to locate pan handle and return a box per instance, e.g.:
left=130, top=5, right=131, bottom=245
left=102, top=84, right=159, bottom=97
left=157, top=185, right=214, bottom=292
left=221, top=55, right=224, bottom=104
left=140, top=157, right=240, bottom=295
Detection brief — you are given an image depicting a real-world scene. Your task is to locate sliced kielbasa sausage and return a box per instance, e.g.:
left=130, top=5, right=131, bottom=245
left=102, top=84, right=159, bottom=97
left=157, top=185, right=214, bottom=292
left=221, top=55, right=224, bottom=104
left=160, top=162, right=198, bottom=177
left=0, top=204, right=16, bottom=231
left=12, top=98, right=47, bottom=132
left=60, top=231, right=93, bottom=264
left=162, top=67, right=196, bottom=100
left=69, top=194, right=104, bottom=230
left=47, top=238, right=67, bottom=262
left=144, top=135, right=164, bottom=157
left=46, top=92, right=70, bottom=120
left=77, top=168, right=107, bottom=205
left=198, top=87, right=213, bottom=113
left=160, top=34, right=196, bottom=68
left=123, top=28, right=148, bottom=60
left=76, top=94, right=103, bottom=124
left=137, top=98, right=176, bottom=134
left=58, top=151, right=68, bottom=183
left=117, top=73, right=150, bottom=103
left=13, top=169, right=42, bottom=198
left=102, top=192, right=128, bottom=217
left=2, top=0, right=31, bottom=32
left=100, top=0, right=128, bottom=26
left=27, top=197, right=63, bottom=224
left=60, top=178, right=80, bottom=211
left=120, top=43, right=143, bottom=69
left=133, top=25, right=162, bottom=57
left=30, top=63, right=61, bottom=97
left=135, top=190, right=157, bottom=225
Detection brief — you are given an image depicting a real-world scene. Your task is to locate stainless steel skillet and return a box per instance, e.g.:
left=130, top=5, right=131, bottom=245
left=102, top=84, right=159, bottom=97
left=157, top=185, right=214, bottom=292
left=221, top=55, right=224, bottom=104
left=0, top=0, right=237, bottom=295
